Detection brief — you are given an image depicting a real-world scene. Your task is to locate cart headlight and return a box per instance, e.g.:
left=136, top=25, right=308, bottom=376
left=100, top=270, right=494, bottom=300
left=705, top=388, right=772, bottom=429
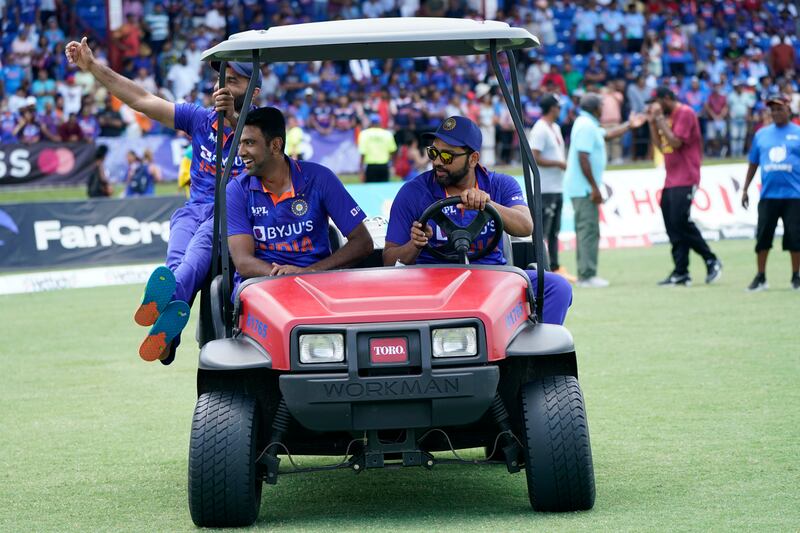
left=299, top=334, right=345, bottom=363
left=432, top=327, right=477, bottom=358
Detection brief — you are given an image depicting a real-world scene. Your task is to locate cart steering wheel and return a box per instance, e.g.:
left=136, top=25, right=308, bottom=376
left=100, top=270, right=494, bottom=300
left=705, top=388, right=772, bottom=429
left=417, top=196, right=504, bottom=263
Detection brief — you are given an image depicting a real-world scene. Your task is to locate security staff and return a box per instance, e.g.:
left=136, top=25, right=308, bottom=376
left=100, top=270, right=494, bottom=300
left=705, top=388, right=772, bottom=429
left=357, top=113, right=397, bottom=182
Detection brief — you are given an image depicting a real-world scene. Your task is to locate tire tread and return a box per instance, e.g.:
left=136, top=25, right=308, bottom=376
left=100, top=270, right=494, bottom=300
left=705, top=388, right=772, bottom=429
left=188, top=390, right=262, bottom=527
left=521, top=375, right=595, bottom=511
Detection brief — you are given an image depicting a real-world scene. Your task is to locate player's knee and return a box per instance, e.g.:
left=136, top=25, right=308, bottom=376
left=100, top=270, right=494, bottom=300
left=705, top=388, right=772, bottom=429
left=546, top=272, right=573, bottom=307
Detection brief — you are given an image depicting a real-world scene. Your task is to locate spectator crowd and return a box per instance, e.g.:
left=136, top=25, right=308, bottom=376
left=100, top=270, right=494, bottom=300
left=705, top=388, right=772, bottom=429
left=1, top=0, right=799, bottom=169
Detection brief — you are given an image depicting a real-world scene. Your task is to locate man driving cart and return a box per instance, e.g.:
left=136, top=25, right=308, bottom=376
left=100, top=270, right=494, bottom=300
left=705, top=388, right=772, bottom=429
left=383, top=116, right=572, bottom=325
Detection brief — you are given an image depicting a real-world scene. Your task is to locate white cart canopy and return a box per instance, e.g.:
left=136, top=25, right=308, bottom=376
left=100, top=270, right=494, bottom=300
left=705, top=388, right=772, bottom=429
left=201, top=17, right=539, bottom=63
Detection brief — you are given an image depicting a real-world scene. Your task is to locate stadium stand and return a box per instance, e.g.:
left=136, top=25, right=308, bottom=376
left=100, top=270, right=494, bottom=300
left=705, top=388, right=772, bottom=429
left=1, top=0, right=798, bottom=168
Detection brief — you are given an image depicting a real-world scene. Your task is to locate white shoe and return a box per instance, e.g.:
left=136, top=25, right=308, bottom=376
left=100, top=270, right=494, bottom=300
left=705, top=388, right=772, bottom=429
left=576, top=276, right=610, bottom=288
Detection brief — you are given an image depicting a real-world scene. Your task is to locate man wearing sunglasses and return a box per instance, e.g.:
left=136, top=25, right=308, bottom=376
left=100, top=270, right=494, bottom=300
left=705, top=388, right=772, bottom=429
left=382, top=116, right=572, bottom=325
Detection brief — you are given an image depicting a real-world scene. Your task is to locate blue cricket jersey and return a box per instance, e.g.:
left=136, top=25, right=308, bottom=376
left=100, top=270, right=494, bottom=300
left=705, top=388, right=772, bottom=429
left=174, top=103, right=247, bottom=205
left=227, top=158, right=367, bottom=288
left=385, top=166, right=527, bottom=265
left=748, top=122, right=800, bottom=199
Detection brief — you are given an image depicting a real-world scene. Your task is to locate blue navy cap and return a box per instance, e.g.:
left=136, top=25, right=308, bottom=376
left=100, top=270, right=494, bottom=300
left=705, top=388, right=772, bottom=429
left=210, top=61, right=263, bottom=89
left=423, top=116, right=482, bottom=153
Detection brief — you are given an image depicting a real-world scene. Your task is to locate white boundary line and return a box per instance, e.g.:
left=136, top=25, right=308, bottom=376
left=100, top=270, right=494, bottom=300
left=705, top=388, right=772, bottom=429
left=0, top=264, right=160, bottom=295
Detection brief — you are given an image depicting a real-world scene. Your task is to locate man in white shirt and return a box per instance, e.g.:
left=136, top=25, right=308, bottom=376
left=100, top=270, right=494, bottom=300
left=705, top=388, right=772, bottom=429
left=574, top=5, right=599, bottom=54
left=362, top=0, right=385, bottom=18
left=167, top=56, right=201, bottom=101
left=600, top=4, right=625, bottom=54
left=203, top=2, right=227, bottom=31
left=727, top=80, right=755, bottom=157
left=529, top=94, right=574, bottom=282
left=184, top=41, right=204, bottom=77
left=58, top=74, right=83, bottom=116
left=11, top=27, right=36, bottom=68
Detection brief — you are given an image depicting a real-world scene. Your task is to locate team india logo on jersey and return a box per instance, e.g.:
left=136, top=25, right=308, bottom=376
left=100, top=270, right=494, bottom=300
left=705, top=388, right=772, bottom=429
left=291, top=199, right=309, bottom=217
left=769, top=144, right=787, bottom=163
left=765, top=144, right=792, bottom=172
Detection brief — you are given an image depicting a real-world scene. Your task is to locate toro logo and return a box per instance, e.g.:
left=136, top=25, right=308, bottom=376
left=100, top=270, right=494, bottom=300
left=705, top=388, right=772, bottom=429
left=369, top=337, right=408, bottom=364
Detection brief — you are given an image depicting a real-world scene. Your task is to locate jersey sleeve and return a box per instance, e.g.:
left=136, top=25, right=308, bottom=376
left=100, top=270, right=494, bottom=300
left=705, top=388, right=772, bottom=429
left=493, top=173, right=528, bottom=208
left=747, top=130, right=761, bottom=165
left=226, top=179, right=252, bottom=237
left=385, top=181, right=426, bottom=246
left=672, top=108, right=695, bottom=143
left=173, top=103, right=204, bottom=135
left=319, top=169, right=367, bottom=237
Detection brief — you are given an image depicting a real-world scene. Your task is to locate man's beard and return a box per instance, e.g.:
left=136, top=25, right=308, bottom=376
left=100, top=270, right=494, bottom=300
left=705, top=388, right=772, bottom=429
left=234, top=93, right=246, bottom=112
left=434, top=158, right=470, bottom=187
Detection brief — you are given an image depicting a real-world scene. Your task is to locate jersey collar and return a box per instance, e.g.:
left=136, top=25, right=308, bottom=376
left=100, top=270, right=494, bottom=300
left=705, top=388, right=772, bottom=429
left=247, top=157, right=307, bottom=198
left=427, top=164, right=490, bottom=199
left=578, top=109, right=600, bottom=125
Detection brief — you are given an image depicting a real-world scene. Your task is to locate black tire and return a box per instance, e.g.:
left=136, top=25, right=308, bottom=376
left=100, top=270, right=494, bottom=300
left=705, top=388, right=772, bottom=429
left=188, top=391, right=263, bottom=527
left=521, top=375, right=595, bottom=512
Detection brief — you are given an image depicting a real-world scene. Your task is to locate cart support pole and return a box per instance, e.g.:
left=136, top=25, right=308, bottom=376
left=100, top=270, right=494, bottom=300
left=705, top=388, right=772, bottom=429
left=507, top=50, right=549, bottom=271
left=490, top=41, right=545, bottom=322
left=211, top=50, right=261, bottom=336
left=211, top=62, right=227, bottom=283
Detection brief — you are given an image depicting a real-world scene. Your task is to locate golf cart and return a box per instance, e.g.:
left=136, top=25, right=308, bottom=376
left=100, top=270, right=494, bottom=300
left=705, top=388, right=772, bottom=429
left=191, top=18, right=594, bottom=527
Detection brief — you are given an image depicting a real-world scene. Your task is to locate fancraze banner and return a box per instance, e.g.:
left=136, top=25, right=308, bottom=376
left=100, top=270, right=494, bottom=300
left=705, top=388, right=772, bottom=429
left=0, top=196, right=185, bottom=269
left=0, top=142, right=96, bottom=187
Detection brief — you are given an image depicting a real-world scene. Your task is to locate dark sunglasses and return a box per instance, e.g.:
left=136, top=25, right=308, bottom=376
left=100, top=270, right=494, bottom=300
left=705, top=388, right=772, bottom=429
left=426, top=146, right=471, bottom=165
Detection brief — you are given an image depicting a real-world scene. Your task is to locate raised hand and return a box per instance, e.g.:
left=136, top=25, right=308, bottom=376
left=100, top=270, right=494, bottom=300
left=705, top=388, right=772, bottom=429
left=64, top=37, right=94, bottom=71
left=629, top=112, right=648, bottom=128
left=212, top=87, right=235, bottom=117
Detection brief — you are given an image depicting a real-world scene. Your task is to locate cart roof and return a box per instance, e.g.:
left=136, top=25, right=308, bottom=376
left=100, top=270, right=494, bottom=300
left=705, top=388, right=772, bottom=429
left=201, top=17, right=539, bottom=63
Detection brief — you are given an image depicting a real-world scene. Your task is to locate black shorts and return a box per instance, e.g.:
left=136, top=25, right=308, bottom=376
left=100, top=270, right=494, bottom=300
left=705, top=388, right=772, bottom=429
left=755, top=198, right=800, bottom=252
left=365, top=164, right=389, bottom=183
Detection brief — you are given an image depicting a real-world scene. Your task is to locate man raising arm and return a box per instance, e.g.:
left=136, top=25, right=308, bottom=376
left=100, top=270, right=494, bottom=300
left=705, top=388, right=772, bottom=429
left=65, top=38, right=262, bottom=363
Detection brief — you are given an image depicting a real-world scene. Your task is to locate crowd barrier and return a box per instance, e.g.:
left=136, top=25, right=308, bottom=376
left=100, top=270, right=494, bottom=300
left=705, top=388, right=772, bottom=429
left=0, top=142, right=95, bottom=187
left=0, top=163, right=767, bottom=275
left=0, top=196, right=184, bottom=269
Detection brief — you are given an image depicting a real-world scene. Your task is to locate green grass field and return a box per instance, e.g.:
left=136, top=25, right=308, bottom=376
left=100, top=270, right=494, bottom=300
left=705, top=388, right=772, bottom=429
left=1, top=239, right=798, bottom=532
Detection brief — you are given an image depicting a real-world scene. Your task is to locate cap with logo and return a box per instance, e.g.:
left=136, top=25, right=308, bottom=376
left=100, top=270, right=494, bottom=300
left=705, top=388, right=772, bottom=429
left=210, top=61, right=263, bottom=89
left=423, top=116, right=482, bottom=153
